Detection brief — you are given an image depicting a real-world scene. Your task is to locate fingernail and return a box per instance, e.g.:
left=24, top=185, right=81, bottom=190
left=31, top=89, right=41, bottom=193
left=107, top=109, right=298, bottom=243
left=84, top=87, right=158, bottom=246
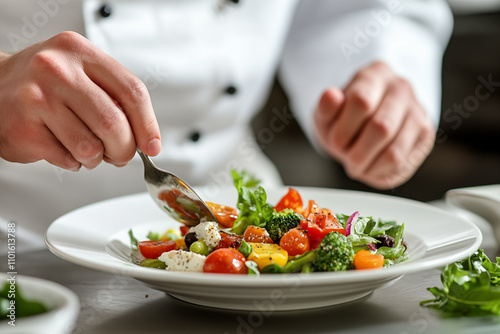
left=114, top=161, right=129, bottom=167
left=146, top=138, right=162, bottom=156
left=69, top=165, right=81, bottom=172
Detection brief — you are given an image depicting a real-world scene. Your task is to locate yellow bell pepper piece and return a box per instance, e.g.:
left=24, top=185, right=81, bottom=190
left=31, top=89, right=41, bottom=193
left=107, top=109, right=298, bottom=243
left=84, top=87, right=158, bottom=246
left=247, top=243, right=288, bottom=270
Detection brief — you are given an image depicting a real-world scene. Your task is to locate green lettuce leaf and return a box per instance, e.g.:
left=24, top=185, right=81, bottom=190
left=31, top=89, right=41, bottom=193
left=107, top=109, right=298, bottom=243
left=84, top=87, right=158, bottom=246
left=421, top=249, right=500, bottom=317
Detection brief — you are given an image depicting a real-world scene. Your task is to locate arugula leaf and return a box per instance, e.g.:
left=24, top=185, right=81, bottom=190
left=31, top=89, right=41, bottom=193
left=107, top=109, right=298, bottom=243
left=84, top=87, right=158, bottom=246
left=128, top=229, right=139, bottom=251
left=230, top=170, right=274, bottom=235
left=235, top=169, right=261, bottom=188
left=421, top=249, right=500, bottom=317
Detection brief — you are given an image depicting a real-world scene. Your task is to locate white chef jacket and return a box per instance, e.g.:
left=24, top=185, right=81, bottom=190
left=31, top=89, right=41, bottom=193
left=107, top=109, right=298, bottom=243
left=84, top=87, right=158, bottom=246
left=0, top=0, right=453, bottom=237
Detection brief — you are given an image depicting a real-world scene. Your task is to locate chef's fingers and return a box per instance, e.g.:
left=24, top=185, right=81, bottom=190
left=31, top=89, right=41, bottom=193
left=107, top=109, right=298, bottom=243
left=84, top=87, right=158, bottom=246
left=9, top=121, right=82, bottom=171
left=331, top=62, right=391, bottom=152
left=42, top=102, right=105, bottom=170
left=41, top=131, right=82, bottom=171
left=80, top=43, right=161, bottom=157
left=358, top=107, right=435, bottom=189
left=0, top=32, right=155, bottom=168
left=313, top=88, right=345, bottom=158
left=63, top=73, right=136, bottom=167
left=343, top=78, right=410, bottom=179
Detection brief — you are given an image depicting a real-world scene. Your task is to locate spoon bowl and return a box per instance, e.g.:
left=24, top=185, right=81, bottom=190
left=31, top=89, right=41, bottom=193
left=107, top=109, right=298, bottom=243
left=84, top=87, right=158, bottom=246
left=136, top=148, right=218, bottom=226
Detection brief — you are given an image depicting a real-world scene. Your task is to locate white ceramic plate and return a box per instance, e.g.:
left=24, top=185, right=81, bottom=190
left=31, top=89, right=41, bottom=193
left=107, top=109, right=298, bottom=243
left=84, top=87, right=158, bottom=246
left=0, top=274, right=79, bottom=334
left=45, top=187, right=482, bottom=311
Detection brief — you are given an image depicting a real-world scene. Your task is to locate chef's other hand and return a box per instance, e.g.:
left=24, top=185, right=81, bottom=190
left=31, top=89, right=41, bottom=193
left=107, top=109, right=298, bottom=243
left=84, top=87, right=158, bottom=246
left=314, top=61, right=435, bottom=190
left=0, top=31, right=161, bottom=171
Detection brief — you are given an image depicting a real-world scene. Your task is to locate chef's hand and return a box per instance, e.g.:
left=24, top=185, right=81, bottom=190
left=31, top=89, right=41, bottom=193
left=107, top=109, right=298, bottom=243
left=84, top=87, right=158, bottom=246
left=0, top=31, right=161, bottom=171
left=314, top=61, right=435, bottom=190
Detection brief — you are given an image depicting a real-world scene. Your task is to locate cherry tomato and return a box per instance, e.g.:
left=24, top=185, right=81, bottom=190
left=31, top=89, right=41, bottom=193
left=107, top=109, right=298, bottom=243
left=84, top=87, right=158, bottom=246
left=279, top=227, right=310, bottom=256
left=203, top=248, right=248, bottom=274
left=300, top=212, right=345, bottom=241
left=243, top=225, right=274, bottom=244
left=274, top=188, right=303, bottom=213
left=138, top=240, right=177, bottom=259
left=206, top=202, right=238, bottom=228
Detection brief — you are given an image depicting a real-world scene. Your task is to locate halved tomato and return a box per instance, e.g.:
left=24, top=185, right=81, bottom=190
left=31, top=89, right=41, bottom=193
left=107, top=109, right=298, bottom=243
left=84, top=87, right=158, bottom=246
left=138, top=240, right=177, bottom=259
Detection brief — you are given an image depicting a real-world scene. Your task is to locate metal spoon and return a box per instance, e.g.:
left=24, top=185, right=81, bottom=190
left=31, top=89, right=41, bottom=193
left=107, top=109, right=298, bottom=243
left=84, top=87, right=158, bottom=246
left=136, top=148, right=218, bottom=226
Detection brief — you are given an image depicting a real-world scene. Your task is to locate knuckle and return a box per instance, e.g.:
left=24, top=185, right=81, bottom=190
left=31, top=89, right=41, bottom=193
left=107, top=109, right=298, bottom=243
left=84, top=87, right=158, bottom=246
left=49, top=31, right=87, bottom=50
left=98, top=108, right=125, bottom=134
left=369, top=60, right=390, bottom=72
left=392, top=77, right=412, bottom=94
left=74, top=138, right=103, bottom=162
left=346, top=150, right=365, bottom=169
left=384, top=146, right=404, bottom=166
left=349, top=91, right=374, bottom=114
left=122, top=77, right=150, bottom=106
left=16, top=83, right=48, bottom=108
left=344, top=165, right=362, bottom=182
left=31, top=51, right=61, bottom=73
left=351, top=71, right=371, bottom=85
left=368, top=117, right=393, bottom=139
left=31, top=51, right=73, bottom=85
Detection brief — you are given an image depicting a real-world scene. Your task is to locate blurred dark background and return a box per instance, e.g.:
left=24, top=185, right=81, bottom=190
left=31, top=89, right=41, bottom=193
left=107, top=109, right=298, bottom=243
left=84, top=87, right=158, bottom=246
left=252, top=7, right=500, bottom=203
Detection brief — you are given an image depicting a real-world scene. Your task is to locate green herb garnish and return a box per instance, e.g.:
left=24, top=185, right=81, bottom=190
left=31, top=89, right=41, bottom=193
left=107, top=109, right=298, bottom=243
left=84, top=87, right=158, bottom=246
left=229, top=170, right=274, bottom=235
left=128, top=229, right=139, bottom=251
left=421, top=249, right=500, bottom=317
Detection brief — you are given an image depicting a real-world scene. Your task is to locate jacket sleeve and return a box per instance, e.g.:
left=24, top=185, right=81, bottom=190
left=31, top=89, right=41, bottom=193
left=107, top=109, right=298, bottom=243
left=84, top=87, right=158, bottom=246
left=279, top=0, right=454, bottom=149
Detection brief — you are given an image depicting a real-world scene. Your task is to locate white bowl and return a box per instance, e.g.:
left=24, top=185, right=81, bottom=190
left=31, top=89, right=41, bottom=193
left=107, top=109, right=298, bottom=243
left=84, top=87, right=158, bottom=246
left=0, top=274, right=79, bottom=334
left=446, top=184, right=500, bottom=248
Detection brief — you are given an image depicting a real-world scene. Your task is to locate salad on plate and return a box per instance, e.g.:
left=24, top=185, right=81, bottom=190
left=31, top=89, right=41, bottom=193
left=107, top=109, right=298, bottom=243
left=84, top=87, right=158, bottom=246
left=129, top=170, right=407, bottom=275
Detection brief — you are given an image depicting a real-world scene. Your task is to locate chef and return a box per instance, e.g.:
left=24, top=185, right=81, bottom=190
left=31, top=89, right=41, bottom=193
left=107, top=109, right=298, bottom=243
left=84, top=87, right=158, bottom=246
left=0, top=0, right=453, bottom=237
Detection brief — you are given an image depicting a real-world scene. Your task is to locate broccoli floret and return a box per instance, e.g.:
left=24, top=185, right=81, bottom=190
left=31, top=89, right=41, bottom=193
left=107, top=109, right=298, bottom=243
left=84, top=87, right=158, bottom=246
left=313, top=232, right=355, bottom=272
left=265, top=209, right=302, bottom=243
